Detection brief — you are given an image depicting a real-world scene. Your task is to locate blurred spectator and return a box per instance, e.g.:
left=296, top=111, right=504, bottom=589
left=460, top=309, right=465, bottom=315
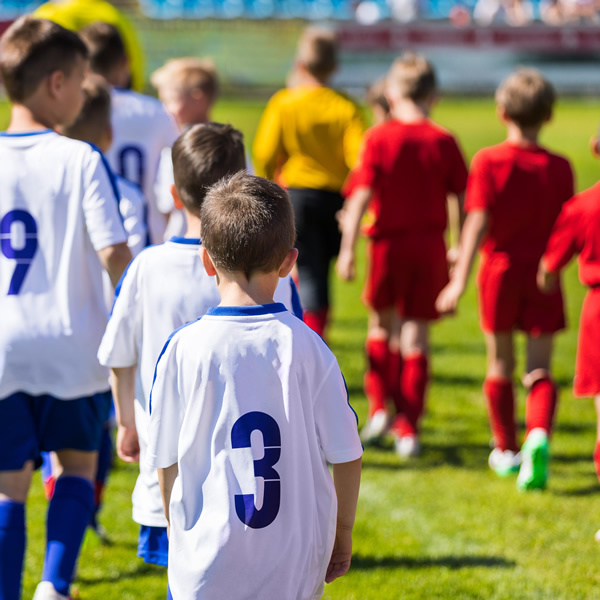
left=474, top=0, right=533, bottom=25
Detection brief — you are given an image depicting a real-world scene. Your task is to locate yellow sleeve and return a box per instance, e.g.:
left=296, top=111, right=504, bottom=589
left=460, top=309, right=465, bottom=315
left=253, top=93, right=286, bottom=181
left=342, top=105, right=367, bottom=170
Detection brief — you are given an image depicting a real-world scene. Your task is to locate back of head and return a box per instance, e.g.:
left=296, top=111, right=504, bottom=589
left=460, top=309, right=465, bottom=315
left=296, top=26, right=337, bottom=82
left=172, top=122, right=246, bottom=216
left=0, top=16, right=88, bottom=103
left=201, top=172, right=296, bottom=280
left=495, top=68, right=555, bottom=129
left=151, top=57, right=219, bottom=102
left=62, top=75, right=111, bottom=145
left=366, top=77, right=390, bottom=116
left=386, top=52, right=437, bottom=103
left=79, top=21, right=127, bottom=79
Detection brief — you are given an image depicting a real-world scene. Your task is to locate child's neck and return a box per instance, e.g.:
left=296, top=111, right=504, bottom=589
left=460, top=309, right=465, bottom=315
left=7, top=103, right=56, bottom=133
left=216, top=270, right=279, bottom=307
left=294, top=69, right=327, bottom=88
left=505, top=122, right=541, bottom=146
left=390, top=99, right=430, bottom=123
left=184, top=212, right=202, bottom=239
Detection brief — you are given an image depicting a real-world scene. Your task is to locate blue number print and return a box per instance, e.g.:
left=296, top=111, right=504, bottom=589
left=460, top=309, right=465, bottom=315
left=231, top=411, right=281, bottom=529
left=0, top=209, right=38, bottom=295
left=118, top=145, right=145, bottom=189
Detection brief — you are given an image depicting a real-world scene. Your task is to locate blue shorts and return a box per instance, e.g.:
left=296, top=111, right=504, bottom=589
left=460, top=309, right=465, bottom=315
left=0, top=391, right=112, bottom=471
left=138, top=525, right=169, bottom=567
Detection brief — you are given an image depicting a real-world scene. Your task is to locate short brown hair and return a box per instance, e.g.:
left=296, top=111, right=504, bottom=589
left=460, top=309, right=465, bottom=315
left=387, top=52, right=437, bottom=102
left=0, top=16, right=88, bottom=103
left=79, top=22, right=127, bottom=78
left=151, top=57, right=219, bottom=102
left=495, top=68, right=555, bottom=128
left=172, top=123, right=246, bottom=216
left=62, top=75, right=111, bottom=145
left=201, top=172, right=296, bottom=279
left=296, top=26, right=337, bottom=82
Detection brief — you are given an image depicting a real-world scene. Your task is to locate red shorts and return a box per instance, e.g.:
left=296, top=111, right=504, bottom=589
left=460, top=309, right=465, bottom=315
left=477, top=254, right=565, bottom=334
left=574, top=288, right=600, bottom=397
left=363, top=233, right=448, bottom=320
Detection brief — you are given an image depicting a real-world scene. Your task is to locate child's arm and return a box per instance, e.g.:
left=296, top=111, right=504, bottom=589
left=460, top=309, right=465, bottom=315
left=446, top=192, right=465, bottom=270
left=253, top=94, right=286, bottom=181
left=111, top=366, right=140, bottom=463
left=326, top=457, right=362, bottom=583
left=436, top=209, right=488, bottom=314
left=97, top=241, right=132, bottom=288
left=158, top=463, right=179, bottom=527
left=336, top=187, right=372, bottom=281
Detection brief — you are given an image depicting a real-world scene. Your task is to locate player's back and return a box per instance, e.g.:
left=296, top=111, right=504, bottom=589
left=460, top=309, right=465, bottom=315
left=149, top=306, right=361, bottom=600
left=0, top=130, right=125, bottom=400
left=105, top=88, right=179, bottom=244
left=357, top=119, right=467, bottom=238
left=468, top=141, right=574, bottom=262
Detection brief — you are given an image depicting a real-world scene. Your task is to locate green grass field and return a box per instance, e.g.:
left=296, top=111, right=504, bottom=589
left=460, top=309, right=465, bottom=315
left=4, top=96, right=600, bottom=599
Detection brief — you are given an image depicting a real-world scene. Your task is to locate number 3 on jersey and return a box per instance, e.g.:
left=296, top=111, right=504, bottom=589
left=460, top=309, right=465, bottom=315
left=231, top=411, right=281, bottom=529
left=0, top=210, right=38, bottom=295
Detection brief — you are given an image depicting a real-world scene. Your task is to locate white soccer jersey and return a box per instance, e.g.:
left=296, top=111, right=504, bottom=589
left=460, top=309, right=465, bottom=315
left=0, top=130, right=127, bottom=400
left=147, top=304, right=362, bottom=600
left=105, top=89, right=179, bottom=245
left=116, top=175, right=148, bottom=257
left=98, top=238, right=303, bottom=527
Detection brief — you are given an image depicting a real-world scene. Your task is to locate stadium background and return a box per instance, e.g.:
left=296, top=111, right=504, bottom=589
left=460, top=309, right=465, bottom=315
left=2, top=2, right=600, bottom=598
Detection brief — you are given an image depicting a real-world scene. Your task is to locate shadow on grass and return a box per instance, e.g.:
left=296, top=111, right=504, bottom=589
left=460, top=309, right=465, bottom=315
left=551, top=483, right=599, bottom=497
left=432, top=373, right=483, bottom=387
left=78, top=561, right=164, bottom=584
left=351, top=553, right=516, bottom=570
left=552, top=453, right=594, bottom=464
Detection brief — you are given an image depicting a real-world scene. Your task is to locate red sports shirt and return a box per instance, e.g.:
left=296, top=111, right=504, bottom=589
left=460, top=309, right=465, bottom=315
left=351, top=119, right=467, bottom=238
left=544, top=181, right=600, bottom=287
left=466, top=141, right=574, bottom=263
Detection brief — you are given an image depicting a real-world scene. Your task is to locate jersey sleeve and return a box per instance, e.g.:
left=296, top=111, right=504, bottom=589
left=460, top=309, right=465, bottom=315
left=465, top=151, right=493, bottom=213
left=313, top=359, right=363, bottom=464
left=154, top=148, right=176, bottom=215
left=82, top=149, right=128, bottom=252
left=118, top=179, right=148, bottom=256
left=342, top=104, right=366, bottom=171
left=350, top=129, right=379, bottom=190
left=445, top=136, right=469, bottom=196
left=147, top=334, right=186, bottom=468
left=252, top=92, right=286, bottom=181
left=543, top=195, right=583, bottom=274
left=97, top=255, right=143, bottom=368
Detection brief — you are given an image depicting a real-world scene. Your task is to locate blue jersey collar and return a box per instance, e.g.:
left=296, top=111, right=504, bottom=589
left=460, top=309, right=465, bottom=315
left=207, top=303, right=287, bottom=317
left=0, top=129, right=54, bottom=137
left=170, top=236, right=201, bottom=245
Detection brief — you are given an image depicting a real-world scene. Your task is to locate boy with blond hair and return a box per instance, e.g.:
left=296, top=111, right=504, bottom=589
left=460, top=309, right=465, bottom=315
left=253, top=26, right=366, bottom=338
left=0, top=16, right=131, bottom=600
left=437, top=69, right=574, bottom=490
left=147, top=172, right=362, bottom=600
left=337, top=53, right=468, bottom=456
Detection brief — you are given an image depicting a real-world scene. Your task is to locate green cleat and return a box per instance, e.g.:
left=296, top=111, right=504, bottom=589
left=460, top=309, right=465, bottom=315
left=517, top=428, right=549, bottom=492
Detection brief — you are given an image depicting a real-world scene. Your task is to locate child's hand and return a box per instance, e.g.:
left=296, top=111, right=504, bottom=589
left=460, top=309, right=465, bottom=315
left=326, top=526, right=353, bottom=583
left=435, top=279, right=464, bottom=315
left=117, top=424, right=140, bottom=463
left=336, top=250, right=356, bottom=281
left=537, top=262, right=558, bottom=294
left=446, top=246, right=459, bottom=275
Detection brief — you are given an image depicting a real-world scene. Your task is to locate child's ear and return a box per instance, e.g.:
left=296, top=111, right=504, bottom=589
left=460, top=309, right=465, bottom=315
left=496, top=105, right=508, bottom=124
left=171, top=185, right=184, bottom=210
left=47, top=69, right=65, bottom=99
left=590, top=136, right=600, bottom=159
left=278, top=248, right=299, bottom=278
left=200, top=246, right=217, bottom=277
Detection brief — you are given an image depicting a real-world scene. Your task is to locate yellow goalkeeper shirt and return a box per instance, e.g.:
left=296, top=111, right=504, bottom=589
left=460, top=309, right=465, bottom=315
left=253, top=85, right=365, bottom=192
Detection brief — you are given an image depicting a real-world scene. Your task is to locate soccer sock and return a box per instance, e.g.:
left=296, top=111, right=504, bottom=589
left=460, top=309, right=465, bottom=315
left=388, top=349, right=404, bottom=414
left=483, top=377, right=518, bottom=452
left=593, top=441, right=600, bottom=484
left=92, top=428, right=113, bottom=525
left=42, top=476, right=94, bottom=596
left=0, top=500, right=26, bottom=600
left=364, top=338, right=390, bottom=417
left=398, top=353, right=429, bottom=437
left=167, top=585, right=174, bottom=600
left=41, top=452, right=56, bottom=500
left=525, top=377, right=557, bottom=437
left=303, top=307, right=329, bottom=338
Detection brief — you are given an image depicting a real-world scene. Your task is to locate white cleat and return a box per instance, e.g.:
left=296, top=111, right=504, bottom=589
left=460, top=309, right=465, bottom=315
left=395, top=434, right=421, bottom=458
left=33, top=582, right=70, bottom=600
left=360, top=409, right=388, bottom=443
left=488, top=448, right=522, bottom=477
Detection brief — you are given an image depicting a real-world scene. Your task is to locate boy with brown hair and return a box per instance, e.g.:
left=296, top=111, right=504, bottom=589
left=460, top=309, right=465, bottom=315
left=253, top=26, right=366, bottom=338
left=147, top=172, right=362, bottom=600
left=337, top=53, right=468, bottom=456
left=437, top=69, right=574, bottom=490
left=0, top=16, right=131, bottom=600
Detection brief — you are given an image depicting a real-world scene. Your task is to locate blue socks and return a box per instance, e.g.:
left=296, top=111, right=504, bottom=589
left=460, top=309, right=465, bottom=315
left=42, top=476, right=94, bottom=596
left=0, top=500, right=26, bottom=600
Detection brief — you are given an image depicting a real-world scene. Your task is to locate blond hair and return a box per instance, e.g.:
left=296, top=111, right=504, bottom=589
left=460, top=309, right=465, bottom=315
left=386, top=52, right=437, bottom=102
left=151, top=57, right=219, bottom=101
left=296, top=26, right=337, bottom=82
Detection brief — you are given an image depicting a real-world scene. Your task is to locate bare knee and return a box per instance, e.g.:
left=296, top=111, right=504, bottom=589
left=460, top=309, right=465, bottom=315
left=55, top=450, right=97, bottom=482
left=0, top=461, right=34, bottom=503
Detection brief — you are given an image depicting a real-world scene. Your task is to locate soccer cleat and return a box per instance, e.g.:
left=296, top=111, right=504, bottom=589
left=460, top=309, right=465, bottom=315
left=517, top=428, right=550, bottom=492
left=488, top=448, right=521, bottom=477
left=360, top=409, right=388, bottom=443
left=394, top=434, right=421, bottom=459
left=33, top=582, right=70, bottom=600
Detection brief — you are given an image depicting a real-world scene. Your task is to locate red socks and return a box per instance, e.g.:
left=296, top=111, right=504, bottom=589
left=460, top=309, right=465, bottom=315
left=391, top=353, right=428, bottom=437
left=365, top=338, right=390, bottom=417
left=304, top=308, right=329, bottom=338
left=525, top=377, right=557, bottom=437
left=484, top=377, right=518, bottom=452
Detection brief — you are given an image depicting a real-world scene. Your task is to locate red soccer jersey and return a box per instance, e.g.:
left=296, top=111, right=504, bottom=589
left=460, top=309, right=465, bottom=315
left=352, top=119, right=468, bottom=238
left=466, top=141, right=574, bottom=263
left=544, top=180, right=600, bottom=287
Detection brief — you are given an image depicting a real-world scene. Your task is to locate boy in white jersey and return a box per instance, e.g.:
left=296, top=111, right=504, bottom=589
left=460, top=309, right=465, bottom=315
left=147, top=172, right=362, bottom=600
left=0, top=16, right=131, bottom=600
left=80, top=21, right=180, bottom=245
left=98, top=124, right=303, bottom=579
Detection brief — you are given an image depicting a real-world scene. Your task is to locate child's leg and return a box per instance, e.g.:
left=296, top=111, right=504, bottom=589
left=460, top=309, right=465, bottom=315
left=0, top=464, right=33, bottom=600
left=388, top=315, right=404, bottom=418
left=90, top=425, right=113, bottom=538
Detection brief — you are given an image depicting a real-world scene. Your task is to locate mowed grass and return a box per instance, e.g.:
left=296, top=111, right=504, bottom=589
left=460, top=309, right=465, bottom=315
left=3, top=96, right=600, bottom=599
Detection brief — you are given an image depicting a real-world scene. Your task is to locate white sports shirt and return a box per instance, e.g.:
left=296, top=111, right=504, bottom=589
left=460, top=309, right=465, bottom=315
left=0, top=130, right=127, bottom=400
left=147, top=304, right=362, bottom=600
left=105, top=88, right=179, bottom=245
left=98, top=238, right=303, bottom=527
left=115, top=175, right=148, bottom=257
